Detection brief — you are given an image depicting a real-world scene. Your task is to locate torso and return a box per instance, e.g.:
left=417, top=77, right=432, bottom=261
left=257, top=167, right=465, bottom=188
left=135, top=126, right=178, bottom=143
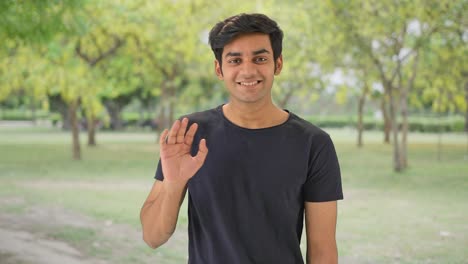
left=155, top=105, right=343, bottom=264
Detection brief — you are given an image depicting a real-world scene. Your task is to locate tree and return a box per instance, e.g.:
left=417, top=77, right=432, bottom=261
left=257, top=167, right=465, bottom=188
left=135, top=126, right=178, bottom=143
left=270, top=3, right=326, bottom=110
left=0, top=0, right=84, bottom=44
left=75, top=26, right=126, bottom=137
left=47, top=38, right=98, bottom=159
left=319, top=0, right=460, bottom=171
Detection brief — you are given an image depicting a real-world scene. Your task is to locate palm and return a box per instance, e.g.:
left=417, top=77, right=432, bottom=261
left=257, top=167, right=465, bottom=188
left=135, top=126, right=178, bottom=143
left=159, top=118, right=208, bottom=183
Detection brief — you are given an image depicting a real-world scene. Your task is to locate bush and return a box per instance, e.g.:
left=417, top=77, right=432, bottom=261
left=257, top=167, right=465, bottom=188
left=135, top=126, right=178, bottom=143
left=305, top=115, right=465, bottom=133
left=2, top=109, right=463, bottom=133
left=0, top=109, right=50, bottom=121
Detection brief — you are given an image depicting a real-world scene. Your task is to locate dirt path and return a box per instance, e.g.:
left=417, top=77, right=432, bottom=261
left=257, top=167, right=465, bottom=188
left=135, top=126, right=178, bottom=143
left=0, top=198, right=103, bottom=264
left=0, top=197, right=188, bottom=264
left=0, top=227, right=96, bottom=264
left=0, top=195, right=359, bottom=264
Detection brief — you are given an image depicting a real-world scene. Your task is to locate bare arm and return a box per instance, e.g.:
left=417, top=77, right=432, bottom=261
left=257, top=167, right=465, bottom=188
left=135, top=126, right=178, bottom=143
left=305, top=201, right=338, bottom=264
left=140, top=118, right=208, bottom=248
left=140, top=180, right=188, bottom=248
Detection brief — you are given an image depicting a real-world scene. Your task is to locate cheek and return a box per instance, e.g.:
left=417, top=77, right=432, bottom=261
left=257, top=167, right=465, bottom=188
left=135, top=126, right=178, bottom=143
left=223, top=69, right=237, bottom=80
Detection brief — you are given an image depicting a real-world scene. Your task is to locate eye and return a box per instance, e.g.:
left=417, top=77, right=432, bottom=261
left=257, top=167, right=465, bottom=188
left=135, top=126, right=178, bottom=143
left=228, top=58, right=241, bottom=64
left=254, top=57, right=267, bottom=63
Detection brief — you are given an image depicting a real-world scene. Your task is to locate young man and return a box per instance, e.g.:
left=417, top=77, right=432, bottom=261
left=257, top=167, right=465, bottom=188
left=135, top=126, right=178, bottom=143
left=140, top=13, right=343, bottom=264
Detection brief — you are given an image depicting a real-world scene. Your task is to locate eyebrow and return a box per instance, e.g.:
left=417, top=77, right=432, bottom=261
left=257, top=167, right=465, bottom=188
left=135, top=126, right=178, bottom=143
left=252, top=48, right=270, bottom=55
left=224, top=49, right=270, bottom=58
left=225, top=52, right=241, bottom=58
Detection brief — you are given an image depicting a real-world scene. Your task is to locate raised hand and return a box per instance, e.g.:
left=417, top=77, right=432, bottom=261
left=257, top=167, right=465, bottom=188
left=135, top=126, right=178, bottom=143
left=159, top=118, right=208, bottom=184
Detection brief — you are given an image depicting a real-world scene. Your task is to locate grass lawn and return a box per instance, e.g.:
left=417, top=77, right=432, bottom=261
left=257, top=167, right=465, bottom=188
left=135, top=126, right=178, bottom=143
left=0, top=126, right=467, bottom=263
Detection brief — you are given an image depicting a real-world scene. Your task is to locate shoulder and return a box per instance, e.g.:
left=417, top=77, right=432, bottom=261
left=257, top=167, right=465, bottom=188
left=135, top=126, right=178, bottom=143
left=180, top=106, right=223, bottom=137
left=287, top=112, right=332, bottom=145
left=181, top=106, right=222, bottom=126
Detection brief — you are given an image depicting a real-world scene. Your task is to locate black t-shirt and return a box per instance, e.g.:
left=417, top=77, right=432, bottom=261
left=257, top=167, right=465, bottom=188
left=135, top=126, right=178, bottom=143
left=155, top=105, right=343, bottom=264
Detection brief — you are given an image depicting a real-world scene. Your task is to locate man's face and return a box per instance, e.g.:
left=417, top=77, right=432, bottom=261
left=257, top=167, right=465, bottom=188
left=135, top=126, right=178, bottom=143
left=215, top=33, right=282, bottom=105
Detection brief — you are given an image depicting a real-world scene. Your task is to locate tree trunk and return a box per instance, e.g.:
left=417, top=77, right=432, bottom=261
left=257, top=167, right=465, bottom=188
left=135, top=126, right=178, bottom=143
left=59, top=109, right=71, bottom=130
left=158, top=101, right=167, bottom=131
left=357, top=87, right=367, bottom=147
left=31, top=95, right=37, bottom=125
left=138, top=106, right=145, bottom=126
left=278, top=86, right=295, bottom=109
left=87, top=114, right=96, bottom=146
left=400, top=52, right=420, bottom=169
left=437, top=116, right=443, bottom=161
left=168, top=85, right=176, bottom=126
left=388, top=87, right=402, bottom=172
left=381, top=96, right=391, bottom=144
left=465, top=79, right=468, bottom=132
left=157, top=83, right=172, bottom=130
left=400, top=88, right=408, bottom=169
left=49, top=94, right=71, bottom=130
left=169, top=98, right=175, bottom=127
left=69, top=100, right=81, bottom=160
left=104, top=101, right=123, bottom=130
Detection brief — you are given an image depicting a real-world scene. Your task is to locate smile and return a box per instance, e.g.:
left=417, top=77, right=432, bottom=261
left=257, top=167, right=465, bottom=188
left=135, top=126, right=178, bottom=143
left=237, top=81, right=261, bottom=86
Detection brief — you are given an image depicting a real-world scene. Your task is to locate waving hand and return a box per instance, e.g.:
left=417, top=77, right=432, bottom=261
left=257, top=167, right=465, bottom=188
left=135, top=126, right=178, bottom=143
left=159, top=118, right=208, bottom=184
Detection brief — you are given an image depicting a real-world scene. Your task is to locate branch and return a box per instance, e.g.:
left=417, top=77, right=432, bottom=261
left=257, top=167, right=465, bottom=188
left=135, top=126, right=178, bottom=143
left=90, top=32, right=103, bottom=56
left=406, top=50, right=420, bottom=91
left=124, top=32, right=171, bottom=78
left=278, top=83, right=296, bottom=108
left=387, top=23, right=408, bottom=85
left=75, top=33, right=124, bottom=67
left=361, top=35, right=392, bottom=91
left=75, top=38, right=91, bottom=63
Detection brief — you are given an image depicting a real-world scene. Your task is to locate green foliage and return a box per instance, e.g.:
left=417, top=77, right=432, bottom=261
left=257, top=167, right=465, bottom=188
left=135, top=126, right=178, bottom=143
left=0, top=109, right=50, bottom=121
left=306, top=114, right=465, bottom=133
left=0, top=0, right=86, bottom=43
left=0, top=0, right=465, bottom=133
left=415, top=5, right=467, bottom=114
left=314, top=0, right=465, bottom=112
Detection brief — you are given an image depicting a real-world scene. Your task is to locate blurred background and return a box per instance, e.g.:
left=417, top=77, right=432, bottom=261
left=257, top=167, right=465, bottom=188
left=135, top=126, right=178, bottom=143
left=0, top=0, right=466, bottom=263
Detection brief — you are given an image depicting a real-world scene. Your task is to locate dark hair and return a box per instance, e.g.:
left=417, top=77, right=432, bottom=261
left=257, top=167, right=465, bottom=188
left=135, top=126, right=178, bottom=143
left=208, top=13, right=283, bottom=65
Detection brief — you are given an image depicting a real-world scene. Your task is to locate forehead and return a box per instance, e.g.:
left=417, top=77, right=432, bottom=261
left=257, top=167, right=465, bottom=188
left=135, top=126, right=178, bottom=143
left=222, top=33, right=272, bottom=55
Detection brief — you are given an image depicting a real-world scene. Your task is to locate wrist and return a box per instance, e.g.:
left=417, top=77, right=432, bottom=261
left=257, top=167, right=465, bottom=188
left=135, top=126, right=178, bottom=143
left=163, top=179, right=188, bottom=195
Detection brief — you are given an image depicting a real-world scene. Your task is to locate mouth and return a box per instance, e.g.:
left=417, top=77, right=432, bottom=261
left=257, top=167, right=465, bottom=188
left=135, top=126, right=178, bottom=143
left=237, top=80, right=262, bottom=87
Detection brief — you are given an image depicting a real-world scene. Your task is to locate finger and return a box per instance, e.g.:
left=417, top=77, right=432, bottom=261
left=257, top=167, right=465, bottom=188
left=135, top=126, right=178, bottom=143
left=194, top=138, right=208, bottom=164
left=184, top=123, right=198, bottom=146
left=159, top=129, right=169, bottom=145
left=167, top=119, right=180, bottom=144
left=176, top=118, right=189, bottom=143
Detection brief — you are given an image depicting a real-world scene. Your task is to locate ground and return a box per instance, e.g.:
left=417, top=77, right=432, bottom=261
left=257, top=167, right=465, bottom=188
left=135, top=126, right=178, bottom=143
left=1, top=125, right=466, bottom=263
left=0, top=195, right=364, bottom=264
left=0, top=196, right=96, bottom=264
left=0, top=191, right=188, bottom=264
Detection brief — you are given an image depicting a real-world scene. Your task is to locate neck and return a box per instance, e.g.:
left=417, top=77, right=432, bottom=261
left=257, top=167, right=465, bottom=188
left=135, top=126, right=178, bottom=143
left=222, top=101, right=288, bottom=129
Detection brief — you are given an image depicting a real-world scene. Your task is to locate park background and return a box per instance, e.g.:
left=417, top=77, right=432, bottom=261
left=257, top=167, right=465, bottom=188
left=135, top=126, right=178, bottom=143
left=0, top=0, right=467, bottom=263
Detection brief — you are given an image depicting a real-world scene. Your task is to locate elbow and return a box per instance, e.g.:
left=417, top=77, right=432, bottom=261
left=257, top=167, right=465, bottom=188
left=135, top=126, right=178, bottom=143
left=307, top=242, right=338, bottom=264
left=307, top=253, right=338, bottom=264
left=143, top=233, right=166, bottom=249
left=142, top=229, right=171, bottom=249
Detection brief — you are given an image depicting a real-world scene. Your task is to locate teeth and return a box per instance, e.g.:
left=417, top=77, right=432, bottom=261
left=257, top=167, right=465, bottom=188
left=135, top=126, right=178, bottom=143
left=239, top=81, right=258, bottom=86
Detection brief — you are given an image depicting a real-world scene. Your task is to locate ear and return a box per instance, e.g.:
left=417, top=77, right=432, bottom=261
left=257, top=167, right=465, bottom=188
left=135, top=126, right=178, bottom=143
left=214, top=60, right=223, bottom=80
left=274, top=55, right=283, bottom=75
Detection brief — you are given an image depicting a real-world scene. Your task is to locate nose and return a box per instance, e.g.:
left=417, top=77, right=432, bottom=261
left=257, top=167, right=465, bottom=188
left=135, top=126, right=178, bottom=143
left=239, top=61, right=258, bottom=78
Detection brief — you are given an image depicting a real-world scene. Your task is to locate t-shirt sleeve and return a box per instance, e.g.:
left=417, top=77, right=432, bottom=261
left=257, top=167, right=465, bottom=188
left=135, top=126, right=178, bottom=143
left=303, top=135, right=343, bottom=202
left=154, top=159, right=164, bottom=181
